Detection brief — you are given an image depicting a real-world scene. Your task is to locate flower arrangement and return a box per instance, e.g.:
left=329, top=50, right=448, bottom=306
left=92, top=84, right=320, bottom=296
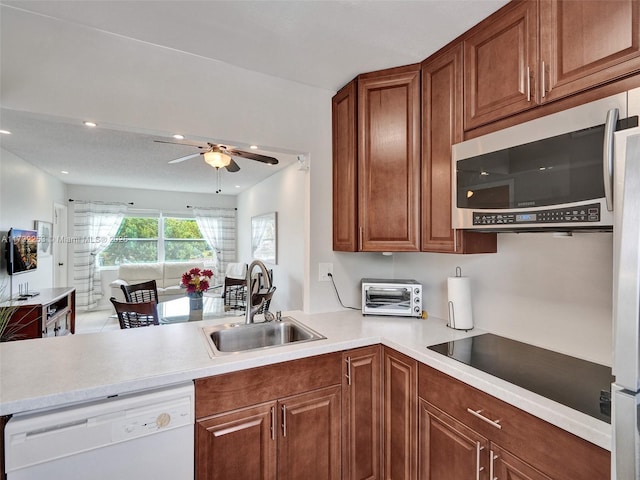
left=181, top=267, right=214, bottom=295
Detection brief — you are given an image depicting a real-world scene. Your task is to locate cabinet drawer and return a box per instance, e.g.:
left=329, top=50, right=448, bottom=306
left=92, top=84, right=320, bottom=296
left=195, top=352, right=342, bottom=418
left=418, top=364, right=609, bottom=480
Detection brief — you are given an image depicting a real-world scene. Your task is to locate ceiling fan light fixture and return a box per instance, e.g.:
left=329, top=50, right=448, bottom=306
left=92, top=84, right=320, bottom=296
left=203, top=150, right=232, bottom=168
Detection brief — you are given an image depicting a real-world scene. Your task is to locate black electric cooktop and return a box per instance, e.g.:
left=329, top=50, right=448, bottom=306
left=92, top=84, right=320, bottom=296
left=428, top=333, right=613, bottom=423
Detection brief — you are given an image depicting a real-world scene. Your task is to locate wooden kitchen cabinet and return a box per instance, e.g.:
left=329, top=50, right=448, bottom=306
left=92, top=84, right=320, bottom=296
left=539, top=0, right=640, bottom=103
left=194, top=353, right=342, bottom=480
left=358, top=65, right=421, bottom=252
left=383, top=347, right=418, bottom=480
left=418, top=364, right=610, bottom=480
left=333, top=79, right=359, bottom=251
left=421, top=44, right=497, bottom=254
left=418, top=400, right=489, bottom=480
left=464, top=0, right=539, bottom=130
left=196, top=402, right=276, bottom=480
left=278, top=386, right=342, bottom=480
left=1, top=288, right=76, bottom=340
left=419, top=400, right=552, bottom=480
left=464, top=0, right=640, bottom=131
left=332, top=64, right=421, bottom=252
left=342, top=345, right=382, bottom=480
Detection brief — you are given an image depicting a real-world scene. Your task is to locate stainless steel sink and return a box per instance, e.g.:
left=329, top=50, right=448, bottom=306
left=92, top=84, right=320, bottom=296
left=202, top=317, right=325, bottom=355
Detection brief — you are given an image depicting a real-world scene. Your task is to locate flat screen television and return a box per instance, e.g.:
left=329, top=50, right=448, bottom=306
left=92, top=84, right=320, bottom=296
left=5, top=228, right=38, bottom=275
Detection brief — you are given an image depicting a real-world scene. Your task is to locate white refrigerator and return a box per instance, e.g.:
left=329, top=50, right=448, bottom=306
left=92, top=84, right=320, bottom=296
left=613, top=125, right=640, bottom=480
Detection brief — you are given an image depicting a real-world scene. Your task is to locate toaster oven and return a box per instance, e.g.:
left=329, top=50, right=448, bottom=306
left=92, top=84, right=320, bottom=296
left=361, top=279, right=422, bottom=317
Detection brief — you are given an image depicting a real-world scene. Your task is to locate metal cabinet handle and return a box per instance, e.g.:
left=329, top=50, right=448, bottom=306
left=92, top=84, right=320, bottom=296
left=345, top=356, right=352, bottom=386
left=270, top=406, right=276, bottom=440
left=476, top=442, right=485, bottom=480
left=467, top=408, right=502, bottom=429
left=490, top=450, right=499, bottom=480
left=541, top=61, right=546, bottom=98
left=526, top=66, right=531, bottom=102
left=281, top=404, right=287, bottom=437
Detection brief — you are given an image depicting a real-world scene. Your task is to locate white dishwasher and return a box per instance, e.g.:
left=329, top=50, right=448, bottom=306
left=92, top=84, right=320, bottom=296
left=4, top=382, right=194, bottom=480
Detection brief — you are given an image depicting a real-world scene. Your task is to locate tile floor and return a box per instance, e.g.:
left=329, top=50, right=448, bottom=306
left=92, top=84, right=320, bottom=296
left=75, top=308, right=120, bottom=334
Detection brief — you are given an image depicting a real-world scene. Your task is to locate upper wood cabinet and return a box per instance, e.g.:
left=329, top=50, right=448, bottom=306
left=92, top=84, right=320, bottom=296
left=464, top=0, right=540, bottom=130
left=332, top=65, right=421, bottom=252
left=464, top=0, right=640, bottom=130
left=358, top=65, right=421, bottom=252
left=539, top=0, right=640, bottom=102
left=332, top=80, right=358, bottom=251
left=421, top=44, right=497, bottom=254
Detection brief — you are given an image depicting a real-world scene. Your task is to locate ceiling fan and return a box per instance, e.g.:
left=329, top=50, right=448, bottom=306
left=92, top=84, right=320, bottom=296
left=155, top=140, right=279, bottom=172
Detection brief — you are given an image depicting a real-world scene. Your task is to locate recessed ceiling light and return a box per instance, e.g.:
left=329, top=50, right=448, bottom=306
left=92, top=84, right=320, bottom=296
left=173, top=134, right=185, bottom=140
left=61, top=170, right=69, bottom=174
left=235, top=185, right=241, bottom=188
left=0, top=129, right=11, bottom=135
left=249, top=145, right=258, bottom=150
left=83, top=121, right=97, bottom=127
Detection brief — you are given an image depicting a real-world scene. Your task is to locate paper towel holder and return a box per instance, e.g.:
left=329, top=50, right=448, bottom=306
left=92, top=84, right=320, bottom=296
left=447, top=266, right=474, bottom=331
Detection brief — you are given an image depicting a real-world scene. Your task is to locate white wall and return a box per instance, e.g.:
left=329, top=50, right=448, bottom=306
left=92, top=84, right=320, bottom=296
left=236, top=163, right=307, bottom=312
left=0, top=148, right=67, bottom=295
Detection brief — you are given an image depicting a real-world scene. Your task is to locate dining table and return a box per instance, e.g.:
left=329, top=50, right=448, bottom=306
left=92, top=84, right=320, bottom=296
left=157, top=295, right=244, bottom=324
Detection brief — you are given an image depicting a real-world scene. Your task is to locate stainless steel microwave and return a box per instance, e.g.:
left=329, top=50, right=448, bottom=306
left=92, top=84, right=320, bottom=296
left=361, top=279, right=422, bottom=317
left=452, top=88, right=640, bottom=232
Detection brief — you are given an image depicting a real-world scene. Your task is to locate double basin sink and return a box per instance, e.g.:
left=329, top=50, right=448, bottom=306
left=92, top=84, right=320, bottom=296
left=202, top=316, right=325, bottom=356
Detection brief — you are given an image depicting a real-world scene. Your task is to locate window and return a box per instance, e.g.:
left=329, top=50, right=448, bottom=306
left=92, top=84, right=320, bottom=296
left=164, top=218, right=210, bottom=262
left=99, top=215, right=213, bottom=266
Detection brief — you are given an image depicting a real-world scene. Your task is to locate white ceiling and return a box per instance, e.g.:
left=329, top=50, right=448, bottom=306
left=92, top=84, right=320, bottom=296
left=0, top=0, right=508, bottom=194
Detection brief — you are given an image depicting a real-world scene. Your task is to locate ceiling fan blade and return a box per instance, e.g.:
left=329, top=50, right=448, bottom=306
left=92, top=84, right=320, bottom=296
left=168, top=152, right=202, bottom=164
left=225, top=158, right=241, bottom=173
left=226, top=149, right=279, bottom=165
left=154, top=139, right=207, bottom=149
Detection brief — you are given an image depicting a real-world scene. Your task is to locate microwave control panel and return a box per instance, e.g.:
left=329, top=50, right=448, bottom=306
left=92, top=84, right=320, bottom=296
left=472, top=203, right=601, bottom=226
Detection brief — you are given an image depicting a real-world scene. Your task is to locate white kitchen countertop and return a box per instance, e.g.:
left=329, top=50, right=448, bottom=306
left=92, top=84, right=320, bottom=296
left=0, top=309, right=611, bottom=450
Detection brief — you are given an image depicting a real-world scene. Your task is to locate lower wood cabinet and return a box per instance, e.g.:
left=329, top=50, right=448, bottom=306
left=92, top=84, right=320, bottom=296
left=193, top=347, right=609, bottom=480
left=383, top=347, right=418, bottom=480
left=419, top=400, right=553, bottom=480
left=342, top=345, right=382, bottom=480
left=418, top=364, right=610, bottom=480
left=419, top=400, right=488, bottom=480
left=195, top=353, right=342, bottom=480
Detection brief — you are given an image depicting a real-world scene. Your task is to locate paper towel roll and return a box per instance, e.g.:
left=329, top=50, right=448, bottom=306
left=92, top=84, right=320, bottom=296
left=447, top=276, right=473, bottom=330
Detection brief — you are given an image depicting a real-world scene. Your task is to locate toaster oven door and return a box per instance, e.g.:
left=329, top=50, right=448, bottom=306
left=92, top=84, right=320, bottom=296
left=364, top=286, right=411, bottom=311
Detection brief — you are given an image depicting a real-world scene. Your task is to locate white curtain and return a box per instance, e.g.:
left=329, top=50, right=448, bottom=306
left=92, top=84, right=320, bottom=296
left=73, top=201, right=127, bottom=309
left=193, top=208, right=237, bottom=285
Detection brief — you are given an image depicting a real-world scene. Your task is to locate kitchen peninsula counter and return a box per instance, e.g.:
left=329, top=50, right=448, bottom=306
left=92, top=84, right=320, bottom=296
left=0, top=309, right=611, bottom=450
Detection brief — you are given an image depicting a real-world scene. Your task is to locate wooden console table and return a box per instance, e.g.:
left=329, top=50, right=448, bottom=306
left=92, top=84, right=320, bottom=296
left=2, top=288, right=76, bottom=341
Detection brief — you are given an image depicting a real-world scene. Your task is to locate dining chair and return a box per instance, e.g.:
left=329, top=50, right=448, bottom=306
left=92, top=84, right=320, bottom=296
left=223, top=277, right=247, bottom=312
left=110, top=297, right=159, bottom=329
left=121, top=280, right=159, bottom=304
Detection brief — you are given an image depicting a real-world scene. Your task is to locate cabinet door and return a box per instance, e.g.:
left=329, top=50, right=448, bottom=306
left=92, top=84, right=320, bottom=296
left=343, top=346, right=382, bottom=480
left=195, top=402, right=277, bottom=480
left=490, top=443, right=552, bottom=480
left=419, top=400, right=489, bottom=480
left=383, top=347, right=417, bottom=480
left=333, top=80, right=359, bottom=251
left=464, top=0, right=539, bottom=130
left=421, top=44, right=497, bottom=254
left=540, top=0, right=640, bottom=103
left=358, top=66, right=421, bottom=251
left=278, top=385, right=341, bottom=480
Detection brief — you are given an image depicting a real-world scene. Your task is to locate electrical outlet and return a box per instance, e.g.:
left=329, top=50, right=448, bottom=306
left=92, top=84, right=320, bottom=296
left=318, top=263, right=333, bottom=282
